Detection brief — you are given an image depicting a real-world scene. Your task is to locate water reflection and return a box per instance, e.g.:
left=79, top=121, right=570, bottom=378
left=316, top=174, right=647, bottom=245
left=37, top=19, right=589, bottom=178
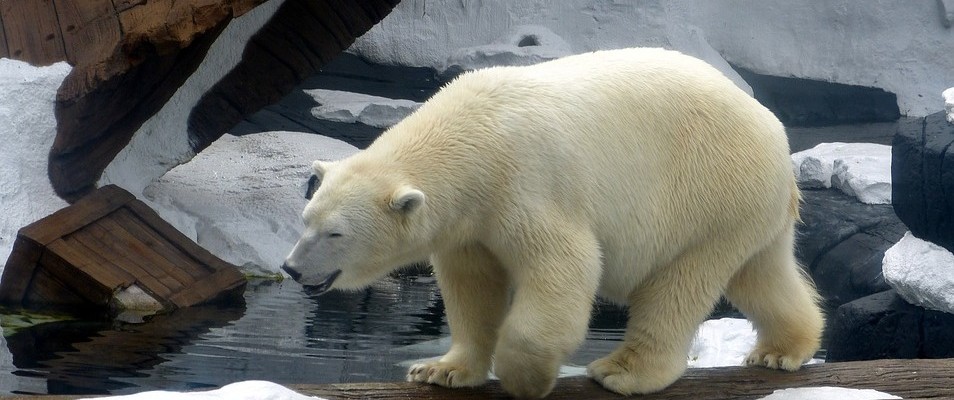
left=0, top=275, right=628, bottom=395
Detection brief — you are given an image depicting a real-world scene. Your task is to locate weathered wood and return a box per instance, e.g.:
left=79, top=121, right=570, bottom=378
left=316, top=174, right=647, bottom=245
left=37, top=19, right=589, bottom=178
left=0, top=185, right=246, bottom=315
left=19, top=184, right=134, bottom=245
left=53, top=0, right=121, bottom=65
left=0, top=238, right=44, bottom=304
left=293, top=359, right=954, bottom=400
left=0, top=0, right=65, bottom=64
left=0, top=13, right=8, bottom=58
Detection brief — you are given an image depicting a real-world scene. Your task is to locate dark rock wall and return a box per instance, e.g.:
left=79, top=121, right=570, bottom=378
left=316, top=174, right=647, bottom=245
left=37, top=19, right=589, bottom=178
left=892, top=111, right=954, bottom=253
left=796, top=189, right=906, bottom=310
left=735, top=66, right=901, bottom=127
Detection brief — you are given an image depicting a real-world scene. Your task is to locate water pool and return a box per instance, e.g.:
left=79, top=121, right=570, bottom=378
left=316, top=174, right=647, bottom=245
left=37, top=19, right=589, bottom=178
left=0, top=274, right=631, bottom=395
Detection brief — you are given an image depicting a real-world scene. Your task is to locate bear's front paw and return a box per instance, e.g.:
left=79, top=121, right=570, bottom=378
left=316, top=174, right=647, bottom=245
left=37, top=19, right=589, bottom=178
left=744, top=347, right=810, bottom=371
left=586, top=351, right=684, bottom=395
left=493, top=350, right=560, bottom=399
left=406, top=360, right=487, bottom=388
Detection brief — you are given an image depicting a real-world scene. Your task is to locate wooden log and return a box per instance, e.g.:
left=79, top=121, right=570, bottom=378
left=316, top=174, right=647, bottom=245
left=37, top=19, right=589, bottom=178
left=0, top=0, right=65, bottom=64
left=0, top=13, right=8, bottom=58
left=292, top=358, right=954, bottom=400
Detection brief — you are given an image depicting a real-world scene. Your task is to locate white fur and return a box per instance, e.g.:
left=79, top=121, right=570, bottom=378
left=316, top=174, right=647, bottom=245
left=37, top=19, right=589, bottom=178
left=285, top=48, right=824, bottom=398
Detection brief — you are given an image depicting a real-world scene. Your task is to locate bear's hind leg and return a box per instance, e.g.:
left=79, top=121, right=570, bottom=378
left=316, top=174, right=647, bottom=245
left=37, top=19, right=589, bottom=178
left=407, top=245, right=509, bottom=388
left=587, top=242, right=744, bottom=395
left=725, top=226, right=824, bottom=371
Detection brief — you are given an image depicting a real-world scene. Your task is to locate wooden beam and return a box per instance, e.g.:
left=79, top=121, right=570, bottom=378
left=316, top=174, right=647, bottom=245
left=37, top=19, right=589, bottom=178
left=0, top=0, right=65, bottom=65
left=53, top=0, right=122, bottom=65
left=292, top=358, right=954, bottom=400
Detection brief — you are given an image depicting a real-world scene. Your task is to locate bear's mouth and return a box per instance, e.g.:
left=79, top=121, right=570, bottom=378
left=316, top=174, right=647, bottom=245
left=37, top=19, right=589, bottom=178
left=303, top=269, right=341, bottom=295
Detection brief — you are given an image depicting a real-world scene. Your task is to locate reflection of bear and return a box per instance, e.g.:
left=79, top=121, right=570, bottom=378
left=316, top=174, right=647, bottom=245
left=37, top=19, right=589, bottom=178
left=283, top=48, right=824, bottom=398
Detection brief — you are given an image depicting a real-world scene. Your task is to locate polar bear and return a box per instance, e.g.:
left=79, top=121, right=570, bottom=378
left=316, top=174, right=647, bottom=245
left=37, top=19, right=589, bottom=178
left=282, top=48, right=824, bottom=398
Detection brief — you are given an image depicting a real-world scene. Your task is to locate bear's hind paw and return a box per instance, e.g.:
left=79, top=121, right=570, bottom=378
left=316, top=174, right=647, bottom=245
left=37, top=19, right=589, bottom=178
left=406, top=361, right=487, bottom=388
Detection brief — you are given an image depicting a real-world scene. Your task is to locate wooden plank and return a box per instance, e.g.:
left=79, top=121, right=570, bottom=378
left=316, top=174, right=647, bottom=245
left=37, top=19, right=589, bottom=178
left=168, top=268, right=246, bottom=308
left=53, top=0, right=121, bottom=65
left=22, top=266, right=88, bottom=308
left=111, top=207, right=207, bottom=281
left=46, top=237, right=133, bottom=291
left=60, top=232, right=138, bottom=286
left=294, top=358, right=954, bottom=400
left=95, top=215, right=191, bottom=290
left=19, top=185, right=134, bottom=245
left=75, top=221, right=177, bottom=297
left=0, top=12, right=9, bottom=58
left=0, top=0, right=66, bottom=64
left=40, top=240, right=112, bottom=305
left=0, top=236, right=44, bottom=305
left=125, top=200, right=238, bottom=273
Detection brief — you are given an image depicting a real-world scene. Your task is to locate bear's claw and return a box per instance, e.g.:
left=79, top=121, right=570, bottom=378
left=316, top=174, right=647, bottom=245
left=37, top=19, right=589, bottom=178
left=406, top=361, right=486, bottom=388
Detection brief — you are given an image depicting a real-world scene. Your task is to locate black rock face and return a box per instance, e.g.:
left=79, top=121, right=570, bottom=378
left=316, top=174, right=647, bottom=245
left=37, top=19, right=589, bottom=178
left=892, top=111, right=954, bottom=254
left=796, top=189, right=907, bottom=310
left=735, top=66, right=901, bottom=127
left=827, top=289, right=954, bottom=362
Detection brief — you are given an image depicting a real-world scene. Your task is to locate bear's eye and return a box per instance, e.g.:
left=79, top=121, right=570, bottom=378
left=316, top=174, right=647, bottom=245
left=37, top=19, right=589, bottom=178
left=328, top=232, right=343, bottom=238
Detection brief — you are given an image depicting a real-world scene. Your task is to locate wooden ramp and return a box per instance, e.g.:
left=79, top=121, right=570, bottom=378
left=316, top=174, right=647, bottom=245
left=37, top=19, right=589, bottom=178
left=0, top=185, right=245, bottom=315
left=293, top=358, right=954, bottom=399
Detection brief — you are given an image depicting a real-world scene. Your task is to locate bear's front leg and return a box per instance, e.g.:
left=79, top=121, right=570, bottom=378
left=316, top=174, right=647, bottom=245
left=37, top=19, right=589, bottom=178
left=492, top=228, right=602, bottom=399
left=407, top=245, right=509, bottom=388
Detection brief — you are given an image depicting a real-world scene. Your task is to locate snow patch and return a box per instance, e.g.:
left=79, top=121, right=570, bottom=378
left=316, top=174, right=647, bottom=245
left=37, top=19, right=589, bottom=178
left=883, top=232, right=954, bottom=314
left=687, top=318, right=757, bottom=368
left=81, top=380, right=325, bottom=400
left=0, top=59, right=71, bottom=272
left=758, top=387, right=900, bottom=400
left=944, top=87, right=954, bottom=123
left=307, top=89, right=421, bottom=128
left=791, top=142, right=891, bottom=204
left=143, top=132, right=358, bottom=274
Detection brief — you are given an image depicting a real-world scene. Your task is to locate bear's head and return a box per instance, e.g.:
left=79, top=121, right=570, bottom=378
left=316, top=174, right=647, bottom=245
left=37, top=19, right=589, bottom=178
left=282, top=159, right=428, bottom=294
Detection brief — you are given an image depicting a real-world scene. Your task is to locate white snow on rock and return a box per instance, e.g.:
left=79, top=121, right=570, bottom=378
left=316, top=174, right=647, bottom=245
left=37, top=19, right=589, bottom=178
left=687, top=318, right=757, bottom=368
left=143, top=131, right=358, bottom=275
left=350, top=1, right=753, bottom=96
left=100, top=0, right=286, bottom=196
left=758, top=387, right=900, bottom=400
left=441, top=25, right=572, bottom=73
left=80, top=380, right=325, bottom=400
left=944, top=87, right=954, bottom=123
left=0, top=59, right=71, bottom=273
left=306, top=89, right=421, bottom=128
left=791, top=142, right=891, bottom=204
left=883, top=232, right=954, bottom=314
left=351, top=0, right=953, bottom=117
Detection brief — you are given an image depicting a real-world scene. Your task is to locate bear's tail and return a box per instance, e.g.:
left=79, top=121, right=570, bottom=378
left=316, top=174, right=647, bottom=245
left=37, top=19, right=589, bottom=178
left=789, top=179, right=802, bottom=223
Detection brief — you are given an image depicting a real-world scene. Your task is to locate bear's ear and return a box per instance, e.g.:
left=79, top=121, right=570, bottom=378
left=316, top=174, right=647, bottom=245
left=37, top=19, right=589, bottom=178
left=390, top=186, right=426, bottom=214
left=312, top=160, right=334, bottom=178
left=306, top=161, right=335, bottom=200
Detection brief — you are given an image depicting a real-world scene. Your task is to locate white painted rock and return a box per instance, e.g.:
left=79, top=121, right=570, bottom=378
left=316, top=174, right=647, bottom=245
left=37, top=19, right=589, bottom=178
left=944, top=87, right=954, bottom=123
left=307, top=89, right=421, bottom=128
left=143, top=132, right=358, bottom=275
left=442, top=25, right=572, bottom=73
left=84, top=380, right=326, bottom=400
left=883, top=231, right=954, bottom=314
left=758, top=387, right=900, bottom=400
left=791, top=142, right=891, bottom=204
left=0, top=59, right=71, bottom=272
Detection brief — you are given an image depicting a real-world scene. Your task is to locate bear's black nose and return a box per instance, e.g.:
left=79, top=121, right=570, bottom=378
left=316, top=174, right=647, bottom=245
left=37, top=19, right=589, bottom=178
left=281, top=263, right=302, bottom=280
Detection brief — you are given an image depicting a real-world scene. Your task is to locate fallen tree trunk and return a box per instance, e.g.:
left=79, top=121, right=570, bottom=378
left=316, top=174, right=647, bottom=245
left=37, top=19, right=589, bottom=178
left=292, top=358, right=954, bottom=399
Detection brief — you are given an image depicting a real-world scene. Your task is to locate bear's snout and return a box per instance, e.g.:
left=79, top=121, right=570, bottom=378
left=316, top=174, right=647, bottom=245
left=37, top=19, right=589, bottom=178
left=281, top=263, right=302, bottom=280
